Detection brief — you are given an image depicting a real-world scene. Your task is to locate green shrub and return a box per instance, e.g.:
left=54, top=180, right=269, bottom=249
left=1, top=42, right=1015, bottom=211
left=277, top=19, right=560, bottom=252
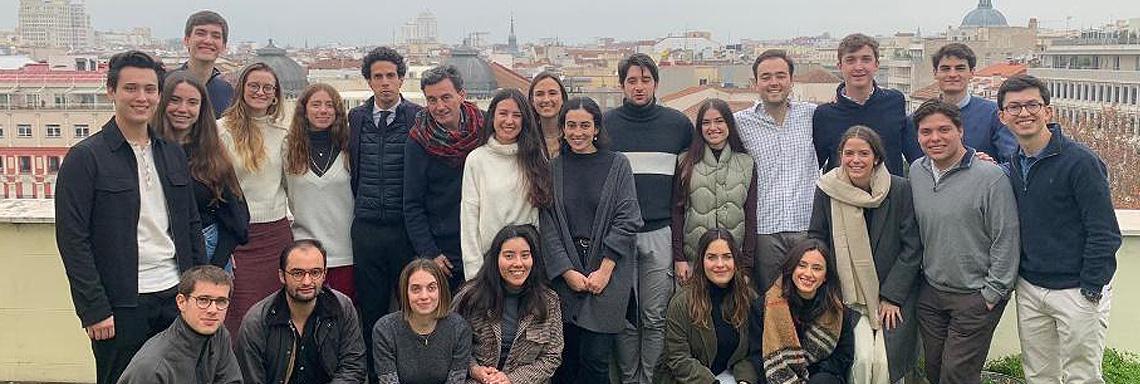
left=983, top=349, right=1140, bottom=383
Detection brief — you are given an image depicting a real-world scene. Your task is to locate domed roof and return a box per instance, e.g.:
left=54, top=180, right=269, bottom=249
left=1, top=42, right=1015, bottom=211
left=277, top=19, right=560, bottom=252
left=962, top=0, right=1008, bottom=28
left=443, top=46, right=498, bottom=99
left=254, top=39, right=308, bottom=98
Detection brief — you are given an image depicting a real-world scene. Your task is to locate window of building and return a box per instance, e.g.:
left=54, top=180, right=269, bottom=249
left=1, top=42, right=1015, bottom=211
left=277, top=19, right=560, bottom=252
left=17, top=124, right=32, bottom=137
left=74, top=124, right=89, bottom=138
left=47, top=156, right=61, bottom=173
left=0, top=125, right=4, bottom=138
left=18, top=156, right=32, bottom=174
left=46, top=124, right=61, bottom=138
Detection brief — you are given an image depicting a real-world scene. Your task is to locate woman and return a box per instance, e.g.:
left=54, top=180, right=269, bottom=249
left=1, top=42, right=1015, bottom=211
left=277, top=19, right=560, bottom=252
left=153, top=71, right=249, bottom=270
left=540, top=97, right=642, bottom=384
left=808, top=126, right=921, bottom=384
left=285, top=83, right=356, bottom=299
left=670, top=99, right=757, bottom=286
left=527, top=72, right=568, bottom=158
left=454, top=224, right=563, bottom=384
left=656, top=229, right=758, bottom=384
left=461, top=89, right=552, bottom=279
left=750, top=239, right=855, bottom=384
left=218, top=62, right=293, bottom=333
left=373, top=259, right=473, bottom=384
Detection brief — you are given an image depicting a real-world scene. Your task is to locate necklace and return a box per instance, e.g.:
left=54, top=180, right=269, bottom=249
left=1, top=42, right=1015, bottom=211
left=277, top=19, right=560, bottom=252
left=309, top=148, right=334, bottom=175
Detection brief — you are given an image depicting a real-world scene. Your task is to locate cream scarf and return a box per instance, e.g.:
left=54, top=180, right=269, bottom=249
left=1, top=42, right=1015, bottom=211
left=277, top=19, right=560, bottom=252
left=816, top=163, right=890, bottom=330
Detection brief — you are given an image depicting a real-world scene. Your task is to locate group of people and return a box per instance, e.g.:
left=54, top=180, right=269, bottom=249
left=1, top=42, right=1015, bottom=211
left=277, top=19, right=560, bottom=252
left=53, top=9, right=1123, bottom=384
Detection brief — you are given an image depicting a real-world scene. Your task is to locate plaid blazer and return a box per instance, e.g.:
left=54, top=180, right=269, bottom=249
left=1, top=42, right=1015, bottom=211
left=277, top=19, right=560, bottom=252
left=456, top=286, right=564, bottom=384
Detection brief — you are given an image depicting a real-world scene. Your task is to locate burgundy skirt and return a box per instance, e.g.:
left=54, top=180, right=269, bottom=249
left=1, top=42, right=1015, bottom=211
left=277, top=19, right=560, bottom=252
left=224, top=218, right=293, bottom=336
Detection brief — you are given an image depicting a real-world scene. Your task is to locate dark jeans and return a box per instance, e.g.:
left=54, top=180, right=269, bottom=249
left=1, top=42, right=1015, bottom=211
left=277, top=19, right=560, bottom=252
left=554, top=323, right=616, bottom=384
left=91, top=286, right=178, bottom=384
left=916, top=280, right=1007, bottom=384
left=352, top=218, right=414, bottom=384
left=809, top=372, right=845, bottom=384
left=754, top=231, right=808, bottom=292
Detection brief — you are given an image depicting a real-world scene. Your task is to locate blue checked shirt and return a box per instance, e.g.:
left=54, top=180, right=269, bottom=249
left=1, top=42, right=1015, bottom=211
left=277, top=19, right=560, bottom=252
left=734, top=100, right=819, bottom=234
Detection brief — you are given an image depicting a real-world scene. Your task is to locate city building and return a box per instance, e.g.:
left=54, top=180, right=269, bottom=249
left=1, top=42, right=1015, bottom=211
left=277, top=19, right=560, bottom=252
left=253, top=39, right=309, bottom=98
left=17, top=0, right=92, bottom=50
left=1030, top=29, right=1140, bottom=135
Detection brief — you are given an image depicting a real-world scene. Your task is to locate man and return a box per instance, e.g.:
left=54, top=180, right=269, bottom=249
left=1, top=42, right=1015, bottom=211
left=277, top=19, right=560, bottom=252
left=55, top=50, right=203, bottom=384
left=346, top=46, right=422, bottom=382
left=910, top=99, right=1020, bottom=384
left=999, top=75, right=1121, bottom=384
left=733, top=49, right=818, bottom=290
left=118, top=266, right=242, bottom=383
left=911, top=43, right=1016, bottom=161
left=814, top=33, right=922, bottom=176
left=180, top=10, right=233, bottom=118
left=603, top=52, right=693, bottom=384
left=404, top=65, right=483, bottom=291
left=237, top=240, right=366, bottom=383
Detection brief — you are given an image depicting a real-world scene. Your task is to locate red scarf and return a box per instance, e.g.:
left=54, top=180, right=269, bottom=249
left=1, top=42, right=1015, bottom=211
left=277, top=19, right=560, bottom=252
left=409, top=100, right=484, bottom=168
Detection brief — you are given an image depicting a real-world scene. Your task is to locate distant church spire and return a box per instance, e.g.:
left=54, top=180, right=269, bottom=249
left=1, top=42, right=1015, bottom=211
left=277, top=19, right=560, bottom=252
left=508, top=14, right=519, bottom=55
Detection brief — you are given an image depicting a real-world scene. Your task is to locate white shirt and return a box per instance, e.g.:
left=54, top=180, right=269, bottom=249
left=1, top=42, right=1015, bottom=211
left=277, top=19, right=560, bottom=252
left=132, top=141, right=180, bottom=293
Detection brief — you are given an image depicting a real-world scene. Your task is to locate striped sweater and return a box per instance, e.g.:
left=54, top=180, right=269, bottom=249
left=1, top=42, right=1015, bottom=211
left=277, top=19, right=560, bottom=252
left=604, top=99, right=693, bottom=231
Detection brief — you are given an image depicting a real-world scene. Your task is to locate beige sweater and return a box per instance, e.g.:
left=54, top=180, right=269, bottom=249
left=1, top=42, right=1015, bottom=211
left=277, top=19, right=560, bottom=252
left=460, top=138, right=539, bottom=279
left=218, top=115, right=289, bottom=224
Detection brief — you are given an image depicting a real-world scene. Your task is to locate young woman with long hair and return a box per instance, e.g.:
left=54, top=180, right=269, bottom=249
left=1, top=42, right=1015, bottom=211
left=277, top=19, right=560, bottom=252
left=460, top=88, right=552, bottom=279
left=454, top=224, right=563, bottom=384
left=217, top=62, right=293, bottom=334
left=670, top=98, right=757, bottom=287
left=527, top=72, right=568, bottom=158
left=284, top=83, right=357, bottom=299
left=153, top=70, right=248, bottom=270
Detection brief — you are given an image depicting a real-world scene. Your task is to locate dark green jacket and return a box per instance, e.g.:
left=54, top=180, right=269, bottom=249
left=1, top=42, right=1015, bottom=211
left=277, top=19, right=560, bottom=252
left=655, top=288, right=759, bottom=384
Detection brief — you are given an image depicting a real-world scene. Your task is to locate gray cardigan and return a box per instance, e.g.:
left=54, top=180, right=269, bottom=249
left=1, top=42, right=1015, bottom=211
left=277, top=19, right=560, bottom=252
left=909, top=151, right=1020, bottom=305
left=808, top=175, right=922, bottom=382
left=540, top=150, right=643, bottom=334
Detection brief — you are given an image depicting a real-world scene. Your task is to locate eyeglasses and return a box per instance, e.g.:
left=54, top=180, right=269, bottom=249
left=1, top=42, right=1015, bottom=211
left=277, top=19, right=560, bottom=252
left=1002, top=102, right=1044, bottom=115
left=189, top=295, right=230, bottom=310
left=285, top=268, right=326, bottom=281
left=247, top=83, right=276, bottom=94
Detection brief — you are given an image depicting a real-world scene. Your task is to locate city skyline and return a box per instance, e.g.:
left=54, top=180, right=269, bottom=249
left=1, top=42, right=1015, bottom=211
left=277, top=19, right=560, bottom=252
left=1, top=0, right=1139, bottom=48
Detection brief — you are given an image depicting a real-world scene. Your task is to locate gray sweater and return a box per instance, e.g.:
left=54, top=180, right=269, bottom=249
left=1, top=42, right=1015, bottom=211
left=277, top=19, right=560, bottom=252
left=910, top=151, right=1020, bottom=305
left=117, top=316, right=242, bottom=384
left=372, top=311, right=472, bottom=384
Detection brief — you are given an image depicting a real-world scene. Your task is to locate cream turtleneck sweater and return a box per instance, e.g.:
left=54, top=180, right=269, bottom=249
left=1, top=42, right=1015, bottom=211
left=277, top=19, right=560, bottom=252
left=459, top=137, right=540, bottom=279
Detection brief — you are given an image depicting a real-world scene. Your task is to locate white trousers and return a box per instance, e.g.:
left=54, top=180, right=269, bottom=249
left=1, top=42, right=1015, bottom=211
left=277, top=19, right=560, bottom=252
left=1016, top=278, right=1113, bottom=384
left=850, top=309, right=890, bottom=384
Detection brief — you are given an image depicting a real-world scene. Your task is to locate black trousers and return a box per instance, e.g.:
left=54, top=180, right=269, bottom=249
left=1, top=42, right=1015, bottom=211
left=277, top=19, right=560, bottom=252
left=352, top=218, right=414, bottom=383
left=91, top=287, right=178, bottom=384
left=553, top=323, right=616, bottom=384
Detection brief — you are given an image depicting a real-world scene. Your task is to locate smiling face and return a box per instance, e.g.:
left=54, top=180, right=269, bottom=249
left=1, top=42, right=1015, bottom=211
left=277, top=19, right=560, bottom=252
left=702, top=239, right=736, bottom=288
left=998, top=88, right=1053, bottom=142
left=407, top=270, right=441, bottom=317
left=279, top=247, right=325, bottom=304
left=368, top=60, right=404, bottom=109
left=492, top=98, right=524, bottom=144
left=243, top=70, right=277, bottom=116
left=109, top=67, right=160, bottom=129
left=621, top=65, right=656, bottom=106
left=423, top=78, right=466, bottom=130
left=183, top=24, right=227, bottom=63
left=165, top=82, right=202, bottom=133
left=530, top=78, right=564, bottom=120
left=917, top=112, right=965, bottom=167
left=754, top=57, right=793, bottom=104
left=838, top=46, right=879, bottom=90
left=700, top=108, right=729, bottom=150
left=562, top=108, right=598, bottom=154
left=935, top=56, right=974, bottom=95
left=840, top=137, right=876, bottom=185
left=497, top=237, right=534, bottom=289
left=792, top=250, right=827, bottom=298
left=176, top=281, right=230, bottom=335
left=305, top=90, right=336, bottom=131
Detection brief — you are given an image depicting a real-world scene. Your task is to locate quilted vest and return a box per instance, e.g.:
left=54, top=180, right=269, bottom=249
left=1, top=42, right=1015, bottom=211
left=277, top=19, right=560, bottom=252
left=682, top=146, right=753, bottom=262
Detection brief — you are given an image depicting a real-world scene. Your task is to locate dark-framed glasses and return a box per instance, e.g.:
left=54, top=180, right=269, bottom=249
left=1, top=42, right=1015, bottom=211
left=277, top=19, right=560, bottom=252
left=1002, top=102, right=1044, bottom=115
left=285, top=268, right=326, bottom=281
left=189, top=295, right=230, bottom=310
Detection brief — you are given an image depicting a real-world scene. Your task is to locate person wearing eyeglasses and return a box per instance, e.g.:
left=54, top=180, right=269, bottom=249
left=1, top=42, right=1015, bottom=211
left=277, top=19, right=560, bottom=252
left=236, top=239, right=367, bottom=384
left=118, top=265, right=242, bottom=383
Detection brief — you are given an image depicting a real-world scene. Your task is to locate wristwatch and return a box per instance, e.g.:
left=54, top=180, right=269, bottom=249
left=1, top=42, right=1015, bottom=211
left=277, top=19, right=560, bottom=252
left=1080, top=288, right=1102, bottom=304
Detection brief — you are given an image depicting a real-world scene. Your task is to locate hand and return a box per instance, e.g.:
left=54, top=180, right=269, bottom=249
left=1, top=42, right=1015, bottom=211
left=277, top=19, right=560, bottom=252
left=586, top=259, right=615, bottom=295
left=470, top=365, right=502, bottom=384
left=974, top=151, right=997, bottom=164
left=86, top=315, right=115, bottom=341
left=674, top=261, right=692, bottom=285
left=433, top=255, right=453, bottom=277
left=878, top=300, right=902, bottom=330
left=986, top=302, right=996, bottom=311
left=487, top=371, right=511, bottom=384
left=562, top=270, right=589, bottom=292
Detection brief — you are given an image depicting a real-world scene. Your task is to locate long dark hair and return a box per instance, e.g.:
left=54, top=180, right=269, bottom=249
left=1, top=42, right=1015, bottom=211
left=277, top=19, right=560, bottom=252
left=677, top=98, right=746, bottom=197
left=480, top=89, right=552, bottom=208
left=557, top=97, right=611, bottom=154
left=153, top=71, right=243, bottom=203
left=527, top=71, right=568, bottom=119
left=285, top=83, right=350, bottom=175
left=687, top=229, right=756, bottom=329
left=454, top=224, right=550, bottom=323
left=779, top=239, right=844, bottom=323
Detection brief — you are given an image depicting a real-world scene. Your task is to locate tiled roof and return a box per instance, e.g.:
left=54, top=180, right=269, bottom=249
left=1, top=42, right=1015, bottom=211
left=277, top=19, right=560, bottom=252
left=793, top=66, right=841, bottom=84
left=911, top=82, right=942, bottom=101
left=976, top=62, right=1027, bottom=78
left=488, top=61, right=530, bottom=92
left=681, top=100, right=754, bottom=122
left=0, top=63, right=106, bottom=84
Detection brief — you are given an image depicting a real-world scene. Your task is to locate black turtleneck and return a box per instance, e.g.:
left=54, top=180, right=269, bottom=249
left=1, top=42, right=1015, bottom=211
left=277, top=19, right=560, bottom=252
left=499, top=288, right=522, bottom=369
left=709, top=283, right=738, bottom=375
left=308, top=130, right=338, bottom=176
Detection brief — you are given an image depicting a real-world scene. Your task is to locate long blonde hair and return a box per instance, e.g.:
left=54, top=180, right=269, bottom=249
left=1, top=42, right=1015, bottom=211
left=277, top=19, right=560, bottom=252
left=221, top=62, right=283, bottom=172
left=285, top=83, right=350, bottom=175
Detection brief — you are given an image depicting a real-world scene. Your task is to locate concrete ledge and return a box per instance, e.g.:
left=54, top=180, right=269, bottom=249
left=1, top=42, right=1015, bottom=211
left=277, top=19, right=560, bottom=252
left=0, top=199, right=54, bottom=224
left=1118, top=210, right=1140, bottom=237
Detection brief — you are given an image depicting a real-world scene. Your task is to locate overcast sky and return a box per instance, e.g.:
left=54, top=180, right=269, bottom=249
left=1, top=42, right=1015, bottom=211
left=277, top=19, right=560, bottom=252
left=1, top=0, right=1138, bottom=47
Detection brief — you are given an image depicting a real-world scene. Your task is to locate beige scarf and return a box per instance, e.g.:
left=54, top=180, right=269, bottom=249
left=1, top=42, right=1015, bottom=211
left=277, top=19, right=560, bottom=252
left=816, top=162, right=890, bottom=330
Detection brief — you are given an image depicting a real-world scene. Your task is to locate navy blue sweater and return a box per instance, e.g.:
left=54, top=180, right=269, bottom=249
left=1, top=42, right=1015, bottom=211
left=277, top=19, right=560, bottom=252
left=402, top=139, right=463, bottom=265
left=604, top=99, right=693, bottom=231
left=813, top=84, right=922, bottom=176
left=1008, top=124, right=1121, bottom=293
left=906, top=96, right=1017, bottom=162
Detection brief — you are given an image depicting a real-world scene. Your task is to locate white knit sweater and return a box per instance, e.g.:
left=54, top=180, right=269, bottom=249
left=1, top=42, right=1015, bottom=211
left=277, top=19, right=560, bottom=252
left=459, top=138, right=540, bottom=279
left=286, top=154, right=355, bottom=268
left=218, top=115, right=289, bottom=223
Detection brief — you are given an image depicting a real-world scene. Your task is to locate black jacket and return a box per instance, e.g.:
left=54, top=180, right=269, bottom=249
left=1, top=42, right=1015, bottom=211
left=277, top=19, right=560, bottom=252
left=749, top=299, right=856, bottom=384
left=236, top=287, right=367, bottom=384
left=55, top=118, right=204, bottom=327
left=186, top=145, right=250, bottom=267
left=348, top=96, right=422, bottom=224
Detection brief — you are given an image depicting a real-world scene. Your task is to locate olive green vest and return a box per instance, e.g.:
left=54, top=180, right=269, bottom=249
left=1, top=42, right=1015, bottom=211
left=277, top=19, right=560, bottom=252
left=681, top=146, right=753, bottom=262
